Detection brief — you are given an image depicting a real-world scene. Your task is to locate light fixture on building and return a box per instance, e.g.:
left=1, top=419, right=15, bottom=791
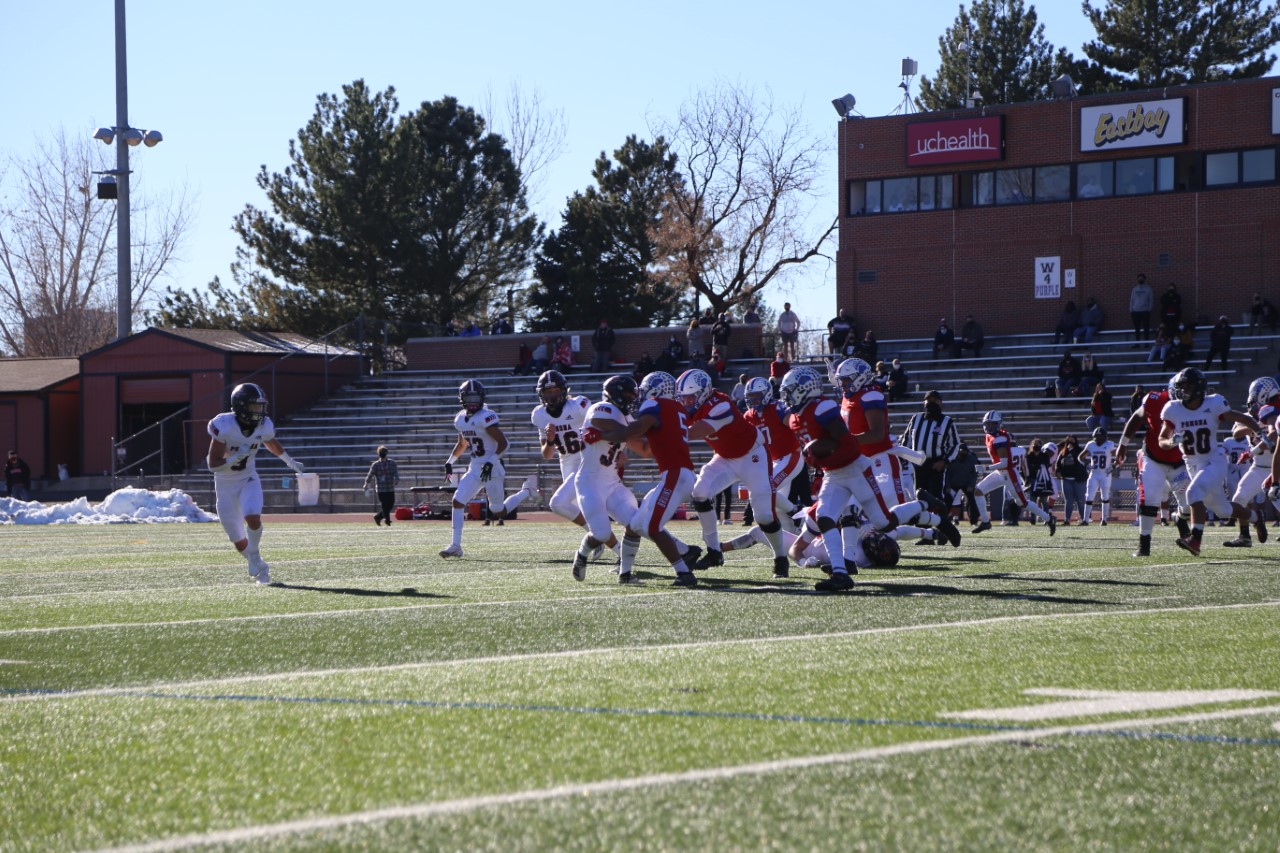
left=1051, top=74, right=1078, bottom=99
left=831, top=93, right=860, bottom=119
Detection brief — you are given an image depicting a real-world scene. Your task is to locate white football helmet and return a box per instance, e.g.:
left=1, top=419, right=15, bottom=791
left=833, top=357, right=874, bottom=398
left=1247, top=376, right=1280, bottom=410
left=779, top=368, right=824, bottom=411
left=638, top=371, right=677, bottom=401
left=676, top=369, right=715, bottom=412
left=743, top=376, right=773, bottom=408
left=982, top=410, right=1003, bottom=436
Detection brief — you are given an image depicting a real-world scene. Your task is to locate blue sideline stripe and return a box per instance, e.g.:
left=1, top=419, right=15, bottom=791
left=7, top=687, right=1280, bottom=747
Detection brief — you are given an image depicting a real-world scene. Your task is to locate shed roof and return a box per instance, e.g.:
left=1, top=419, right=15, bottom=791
left=159, top=328, right=361, bottom=356
left=0, top=357, right=80, bottom=393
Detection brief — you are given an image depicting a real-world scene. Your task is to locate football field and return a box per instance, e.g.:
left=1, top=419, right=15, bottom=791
left=3, top=518, right=1279, bottom=851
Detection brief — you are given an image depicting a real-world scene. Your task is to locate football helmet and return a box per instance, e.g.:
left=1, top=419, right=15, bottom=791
left=459, top=379, right=486, bottom=415
left=833, top=357, right=874, bottom=399
left=861, top=529, right=901, bottom=567
left=1169, top=367, right=1207, bottom=404
left=230, top=383, right=268, bottom=428
left=602, top=375, right=639, bottom=415
left=981, top=410, right=1003, bottom=436
left=779, top=368, right=824, bottom=411
left=536, top=370, right=569, bottom=417
left=1092, top=427, right=1108, bottom=443
left=1258, top=404, right=1278, bottom=424
left=1246, top=376, right=1280, bottom=411
left=743, top=376, right=773, bottom=408
left=638, top=371, right=677, bottom=401
left=676, top=369, right=715, bottom=413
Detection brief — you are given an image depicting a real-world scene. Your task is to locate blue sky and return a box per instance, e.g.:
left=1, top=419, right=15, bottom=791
left=2, top=1, right=1171, bottom=327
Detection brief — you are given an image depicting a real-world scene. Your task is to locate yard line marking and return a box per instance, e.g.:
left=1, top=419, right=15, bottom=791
left=89, top=702, right=1280, bottom=853
left=8, top=600, right=1279, bottom=704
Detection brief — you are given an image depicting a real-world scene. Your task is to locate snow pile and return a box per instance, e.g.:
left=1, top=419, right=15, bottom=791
left=0, top=487, right=217, bottom=525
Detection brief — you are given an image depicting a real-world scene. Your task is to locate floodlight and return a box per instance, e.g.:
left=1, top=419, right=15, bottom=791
left=93, top=127, right=115, bottom=145
left=1051, top=74, right=1077, bottom=98
left=122, top=128, right=144, bottom=146
left=142, top=129, right=163, bottom=147
left=831, top=93, right=858, bottom=117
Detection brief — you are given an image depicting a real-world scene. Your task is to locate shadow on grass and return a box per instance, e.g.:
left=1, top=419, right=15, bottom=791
left=688, top=575, right=1116, bottom=605
left=966, top=572, right=1164, bottom=587
left=272, top=583, right=447, bottom=599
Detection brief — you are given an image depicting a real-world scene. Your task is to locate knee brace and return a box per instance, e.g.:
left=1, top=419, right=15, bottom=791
left=692, top=498, right=714, bottom=513
left=759, top=518, right=781, bottom=534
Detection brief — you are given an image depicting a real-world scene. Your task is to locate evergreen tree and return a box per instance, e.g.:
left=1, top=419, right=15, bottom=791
left=919, top=0, right=1074, bottom=109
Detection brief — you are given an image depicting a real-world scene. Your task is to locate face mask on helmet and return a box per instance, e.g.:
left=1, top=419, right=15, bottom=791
left=676, top=369, right=714, bottom=413
left=639, top=371, right=676, bottom=401
left=1170, top=368, right=1207, bottom=404
left=1247, top=376, right=1280, bottom=410
left=459, top=380, right=486, bottom=414
left=982, top=413, right=1003, bottom=436
left=834, top=358, right=872, bottom=399
left=603, top=375, right=638, bottom=415
left=537, top=371, right=569, bottom=416
left=862, top=530, right=900, bottom=567
left=744, top=377, right=773, bottom=408
left=780, top=369, right=821, bottom=411
left=230, top=383, right=268, bottom=428
left=1093, top=428, right=1107, bottom=443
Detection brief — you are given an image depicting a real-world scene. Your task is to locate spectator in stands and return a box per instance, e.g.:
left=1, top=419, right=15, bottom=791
left=1129, top=273, right=1153, bottom=344
left=460, top=321, right=482, bottom=337
left=1129, top=384, right=1146, bottom=414
left=768, top=350, right=790, bottom=395
left=1056, top=350, right=1082, bottom=397
left=1249, top=293, right=1278, bottom=335
left=887, top=358, right=910, bottom=402
left=590, top=318, right=615, bottom=372
left=1159, top=282, right=1183, bottom=336
left=946, top=443, right=979, bottom=524
left=731, top=373, right=749, bottom=411
left=442, top=321, right=458, bottom=337
left=491, top=317, right=513, bottom=335
left=707, top=347, right=728, bottom=381
left=531, top=336, right=551, bottom=372
left=1074, top=297, right=1103, bottom=344
left=632, top=352, right=656, bottom=383
left=1164, top=323, right=1193, bottom=369
left=1147, top=327, right=1170, bottom=363
left=827, top=309, right=856, bottom=354
left=1204, top=314, right=1234, bottom=370
left=1053, top=301, right=1080, bottom=344
left=1086, top=380, right=1115, bottom=432
left=1079, top=352, right=1104, bottom=396
left=512, top=341, right=534, bottom=376
left=853, top=330, right=879, bottom=362
left=872, top=361, right=891, bottom=391
left=686, top=318, right=705, bottom=359
left=956, top=315, right=985, bottom=358
left=933, top=318, right=955, bottom=360
left=711, top=312, right=732, bottom=352
left=363, top=446, right=401, bottom=527
left=655, top=336, right=684, bottom=373
left=1054, top=435, right=1088, bottom=524
left=777, top=302, right=801, bottom=362
left=5, top=450, right=31, bottom=500
left=551, top=336, right=574, bottom=372
left=701, top=306, right=716, bottom=326
left=743, top=304, right=761, bottom=324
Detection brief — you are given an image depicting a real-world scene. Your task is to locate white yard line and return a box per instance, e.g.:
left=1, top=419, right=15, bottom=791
left=90, top=701, right=1280, bottom=853
left=8, top=600, right=1278, bottom=704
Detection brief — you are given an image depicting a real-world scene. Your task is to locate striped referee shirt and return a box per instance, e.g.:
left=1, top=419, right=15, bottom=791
left=899, top=411, right=960, bottom=465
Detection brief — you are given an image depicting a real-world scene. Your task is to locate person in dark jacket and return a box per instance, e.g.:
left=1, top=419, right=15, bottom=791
left=933, top=318, right=955, bottom=360
left=363, top=446, right=401, bottom=526
left=590, top=319, right=616, bottom=372
left=1204, top=315, right=1234, bottom=370
left=1053, top=435, right=1088, bottom=524
left=5, top=450, right=31, bottom=500
left=956, top=315, right=985, bottom=358
left=945, top=442, right=979, bottom=524
left=1053, top=301, right=1079, bottom=344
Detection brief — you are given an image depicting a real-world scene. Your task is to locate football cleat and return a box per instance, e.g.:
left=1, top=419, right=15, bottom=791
left=815, top=572, right=855, bottom=592
left=522, top=474, right=539, bottom=494
left=773, top=555, right=790, bottom=579
left=1223, top=536, right=1252, bottom=548
left=589, top=543, right=605, bottom=562
left=572, top=552, right=588, bottom=582
left=1100, top=520, right=1107, bottom=526
left=692, top=548, right=724, bottom=571
left=672, top=572, right=698, bottom=587
left=1175, top=517, right=1192, bottom=539
left=680, top=545, right=702, bottom=571
left=618, top=572, right=643, bottom=585
left=1256, top=518, right=1269, bottom=544
left=936, top=516, right=962, bottom=547
left=970, top=521, right=992, bottom=534
left=1175, top=536, right=1201, bottom=556
left=1047, top=515, right=1057, bottom=537
left=439, top=544, right=464, bottom=559
left=915, top=488, right=949, bottom=518
left=248, top=554, right=271, bottom=585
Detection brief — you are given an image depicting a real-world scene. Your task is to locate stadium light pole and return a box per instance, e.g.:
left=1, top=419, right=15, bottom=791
left=92, top=0, right=162, bottom=342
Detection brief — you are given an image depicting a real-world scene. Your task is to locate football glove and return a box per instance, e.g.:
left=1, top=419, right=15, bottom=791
left=582, top=426, right=602, bottom=445
left=480, top=462, right=494, bottom=482
left=1268, top=484, right=1280, bottom=503
left=443, top=461, right=454, bottom=477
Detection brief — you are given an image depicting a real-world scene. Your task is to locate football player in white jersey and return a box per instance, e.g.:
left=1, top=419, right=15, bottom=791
left=439, top=380, right=536, bottom=559
left=530, top=370, right=592, bottom=526
left=570, top=375, right=642, bottom=581
left=1157, top=368, right=1259, bottom=555
left=1223, top=377, right=1280, bottom=547
left=206, top=382, right=306, bottom=585
left=1079, top=427, right=1117, bottom=525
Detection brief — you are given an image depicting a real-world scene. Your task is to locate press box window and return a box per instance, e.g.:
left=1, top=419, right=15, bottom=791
left=995, top=168, right=1033, bottom=204
left=1205, top=151, right=1237, bottom=186
left=1116, top=158, right=1155, bottom=195
left=1035, top=165, right=1070, bottom=201
left=1076, top=162, right=1112, bottom=198
left=1242, top=148, right=1276, bottom=183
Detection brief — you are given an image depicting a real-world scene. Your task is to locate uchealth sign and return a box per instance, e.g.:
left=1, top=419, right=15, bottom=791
left=905, top=116, right=1004, bottom=166
left=1080, top=97, right=1185, bottom=152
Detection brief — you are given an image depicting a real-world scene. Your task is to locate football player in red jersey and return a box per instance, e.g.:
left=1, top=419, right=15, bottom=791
left=1115, top=385, right=1193, bottom=556
left=779, top=367, right=946, bottom=592
left=971, top=411, right=1057, bottom=535
left=741, top=377, right=803, bottom=520
left=677, top=368, right=791, bottom=579
left=588, top=371, right=703, bottom=586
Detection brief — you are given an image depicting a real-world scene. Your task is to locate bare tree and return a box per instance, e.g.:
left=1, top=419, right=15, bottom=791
left=0, top=130, right=189, bottom=356
left=648, top=81, right=837, bottom=315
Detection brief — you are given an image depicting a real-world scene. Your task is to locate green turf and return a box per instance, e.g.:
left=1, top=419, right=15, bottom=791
left=2, top=520, right=1279, bottom=851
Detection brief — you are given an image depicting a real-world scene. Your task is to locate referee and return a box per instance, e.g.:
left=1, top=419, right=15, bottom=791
left=898, top=389, right=960, bottom=499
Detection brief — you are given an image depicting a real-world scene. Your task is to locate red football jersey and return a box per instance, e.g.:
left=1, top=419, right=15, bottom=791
left=688, top=390, right=759, bottom=459
left=841, top=388, right=892, bottom=455
left=635, top=397, right=693, bottom=472
left=787, top=398, right=862, bottom=470
left=1144, top=389, right=1184, bottom=464
left=744, top=400, right=800, bottom=461
left=984, top=428, right=1014, bottom=468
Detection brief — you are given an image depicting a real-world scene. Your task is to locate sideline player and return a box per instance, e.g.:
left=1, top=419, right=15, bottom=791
left=970, top=411, right=1056, bottom=534
left=1115, top=383, right=1192, bottom=556
left=678, top=368, right=791, bottom=578
left=530, top=370, right=597, bottom=545
left=570, top=376, right=643, bottom=580
left=1079, top=427, right=1116, bottom=525
left=439, top=380, right=536, bottom=559
left=588, top=371, right=703, bottom=586
left=1157, top=367, right=1259, bottom=556
left=741, top=377, right=803, bottom=521
left=1222, top=377, right=1280, bottom=547
left=206, top=382, right=306, bottom=585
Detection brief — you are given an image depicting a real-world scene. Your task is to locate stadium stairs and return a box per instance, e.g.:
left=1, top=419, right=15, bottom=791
left=168, top=324, right=1276, bottom=514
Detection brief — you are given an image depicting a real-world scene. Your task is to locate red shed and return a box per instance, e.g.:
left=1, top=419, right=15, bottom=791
left=78, top=328, right=363, bottom=476
left=0, top=357, right=80, bottom=482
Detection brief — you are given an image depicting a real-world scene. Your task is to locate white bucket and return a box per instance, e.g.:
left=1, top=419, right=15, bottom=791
left=296, top=472, right=320, bottom=507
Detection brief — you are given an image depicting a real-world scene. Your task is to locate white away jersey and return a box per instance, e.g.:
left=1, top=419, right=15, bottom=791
left=207, top=412, right=276, bottom=481
left=454, top=406, right=502, bottom=461
left=1222, top=436, right=1251, bottom=471
left=1160, top=393, right=1231, bottom=460
left=577, top=401, right=629, bottom=486
left=531, top=395, right=590, bottom=478
left=1082, top=440, right=1116, bottom=471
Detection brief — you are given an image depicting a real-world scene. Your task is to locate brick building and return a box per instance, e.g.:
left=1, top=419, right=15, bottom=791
left=835, top=75, right=1280, bottom=339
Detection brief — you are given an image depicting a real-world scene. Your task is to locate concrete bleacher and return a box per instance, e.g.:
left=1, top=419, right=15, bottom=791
left=175, top=323, right=1277, bottom=512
